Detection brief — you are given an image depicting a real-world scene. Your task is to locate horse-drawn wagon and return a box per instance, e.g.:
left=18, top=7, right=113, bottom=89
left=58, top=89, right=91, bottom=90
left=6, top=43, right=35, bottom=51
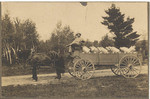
left=15, top=48, right=142, bottom=81
left=67, top=51, right=142, bottom=80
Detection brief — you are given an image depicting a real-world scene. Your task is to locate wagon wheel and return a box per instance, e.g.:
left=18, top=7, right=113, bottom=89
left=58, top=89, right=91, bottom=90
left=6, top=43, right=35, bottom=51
left=74, top=59, right=95, bottom=80
left=68, top=56, right=81, bottom=77
left=119, top=55, right=141, bottom=78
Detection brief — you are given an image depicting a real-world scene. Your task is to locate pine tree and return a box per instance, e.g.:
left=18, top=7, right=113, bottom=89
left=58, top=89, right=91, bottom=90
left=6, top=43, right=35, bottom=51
left=101, top=4, right=140, bottom=48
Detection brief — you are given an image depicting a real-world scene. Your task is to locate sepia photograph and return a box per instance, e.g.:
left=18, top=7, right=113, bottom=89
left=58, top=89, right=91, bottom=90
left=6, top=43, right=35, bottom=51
left=1, top=2, right=149, bottom=99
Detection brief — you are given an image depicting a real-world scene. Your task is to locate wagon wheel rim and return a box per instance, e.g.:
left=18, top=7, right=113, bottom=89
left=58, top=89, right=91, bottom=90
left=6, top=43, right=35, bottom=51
left=74, top=59, right=95, bottom=80
left=119, top=55, right=141, bottom=78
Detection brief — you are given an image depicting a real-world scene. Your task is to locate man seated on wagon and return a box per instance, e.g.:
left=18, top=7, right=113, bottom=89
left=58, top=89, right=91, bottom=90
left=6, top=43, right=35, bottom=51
left=67, top=33, right=85, bottom=53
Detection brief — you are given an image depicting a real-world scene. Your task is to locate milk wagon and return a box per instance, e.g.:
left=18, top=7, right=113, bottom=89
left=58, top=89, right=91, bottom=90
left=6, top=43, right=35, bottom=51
left=67, top=51, right=142, bottom=80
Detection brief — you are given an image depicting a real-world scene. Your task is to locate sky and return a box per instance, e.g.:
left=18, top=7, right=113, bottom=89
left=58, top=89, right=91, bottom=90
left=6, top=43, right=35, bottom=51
left=2, top=2, right=148, bottom=41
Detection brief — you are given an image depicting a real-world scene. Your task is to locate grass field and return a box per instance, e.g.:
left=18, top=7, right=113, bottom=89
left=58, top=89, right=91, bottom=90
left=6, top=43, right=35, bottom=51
left=2, top=74, right=148, bottom=98
left=2, top=64, right=55, bottom=76
left=2, top=64, right=111, bottom=76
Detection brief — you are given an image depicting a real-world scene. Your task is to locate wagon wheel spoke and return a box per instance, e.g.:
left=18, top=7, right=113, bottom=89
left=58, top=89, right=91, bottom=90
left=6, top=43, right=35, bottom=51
left=115, top=69, right=119, bottom=74
left=81, top=69, right=94, bottom=79
left=131, top=57, right=137, bottom=64
left=75, top=71, right=82, bottom=76
left=75, top=72, right=80, bottom=77
left=120, top=62, right=127, bottom=66
left=114, top=68, right=121, bottom=75
left=75, top=65, right=82, bottom=71
left=81, top=71, right=92, bottom=80
left=83, top=71, right=92, bottom=79
left=124, top=57, right=129, bottom=64
left=131, top=68, right=139, bottom=75
left=122, top=68, right=128, bottom=75
left=120, top=68, right=125, bottom=75
left=119, top=69, right=123, bottom=75
left=132, top=59, right=139, bottom=65
left=86, top=64, right=94, bottom=71
left=80, top=72, right=88, bottom=80
left=125, top=70, right=133, bottom=78
left=80, top=59, right=85, bottom=65
left=129, top=57, right=133, bottom=64
left=133, top=62, right=140, bottom=66
left=85, top=61, right=91, bottom=67
left=130, top=69, right=136, bottom=78
left=112, top=68, right=118, bottom=74
left=115, top=69, right=120, bottom=74
left=132, top=67, right=140, bottom=71
left=75, top=64, right=81, bottom=68
left=78, top=60, right=84, bottom=66
left=119, top=69, right=124, bottom=75
left=131, top=67, right=140, bottom=74
left=129, top=70, right=134, bottom=77
left=74, top=64, right=83, bottom=77
left=111, top=66, right=121, bottom=76
left=122, top=67, right=130, bottom=75
left=121, top=69, right=126, bottom=75
left=77, top=70, right=86, bottom=79
left=123, top=70, right=133, bottom=78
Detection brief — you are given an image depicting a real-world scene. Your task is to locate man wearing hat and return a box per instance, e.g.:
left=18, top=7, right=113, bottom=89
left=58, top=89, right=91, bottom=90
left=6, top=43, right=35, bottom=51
left=67, top=33, right=84, bottom=53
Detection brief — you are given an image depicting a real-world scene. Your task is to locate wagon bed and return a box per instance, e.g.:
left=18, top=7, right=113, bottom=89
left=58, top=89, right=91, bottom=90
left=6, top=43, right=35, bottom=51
left=72, top=51, right=142, bottom=66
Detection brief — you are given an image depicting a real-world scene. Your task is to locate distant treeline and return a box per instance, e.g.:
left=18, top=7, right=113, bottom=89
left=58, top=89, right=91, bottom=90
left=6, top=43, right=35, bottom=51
left=2, top=12, right=148, bottom=65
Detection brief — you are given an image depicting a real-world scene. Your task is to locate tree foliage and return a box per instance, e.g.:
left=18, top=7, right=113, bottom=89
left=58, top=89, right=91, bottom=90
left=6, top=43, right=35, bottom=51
left=99, top=34, right=114, bottom=48
left=84, top=39, right=93, bottom=47
left=38, top=22, right=74, bottom=56
left=2, top=14, right=39, bottom=65
left=135, top=40, right=148, bottom=60
left=101, top=4, right=140, bottom=48
left=93, top=40, right=99, bottom=47
left=2, top=14, right=15, bottom=65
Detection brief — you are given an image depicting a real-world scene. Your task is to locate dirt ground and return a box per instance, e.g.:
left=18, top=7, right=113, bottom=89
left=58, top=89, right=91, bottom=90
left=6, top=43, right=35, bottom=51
left=2, top=65, right=148, bottom=86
